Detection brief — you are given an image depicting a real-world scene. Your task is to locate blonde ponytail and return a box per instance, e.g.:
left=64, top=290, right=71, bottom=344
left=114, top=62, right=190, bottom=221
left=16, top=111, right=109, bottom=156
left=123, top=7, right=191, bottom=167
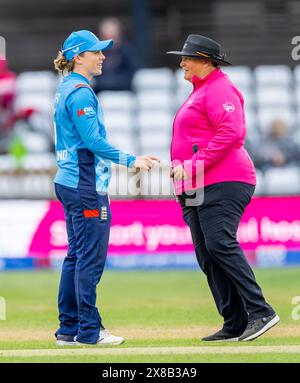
left=53, top=51, right=75, bottom=74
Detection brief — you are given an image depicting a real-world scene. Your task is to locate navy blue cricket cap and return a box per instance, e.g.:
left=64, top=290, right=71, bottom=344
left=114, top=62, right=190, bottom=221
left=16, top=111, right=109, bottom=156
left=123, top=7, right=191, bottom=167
left=61, top=30, right=113, bottom=61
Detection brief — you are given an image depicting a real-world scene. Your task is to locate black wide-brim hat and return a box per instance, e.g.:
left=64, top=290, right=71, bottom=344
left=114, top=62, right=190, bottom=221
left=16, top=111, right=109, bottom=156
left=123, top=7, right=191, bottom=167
left=167, top=34, right=232, bottom=66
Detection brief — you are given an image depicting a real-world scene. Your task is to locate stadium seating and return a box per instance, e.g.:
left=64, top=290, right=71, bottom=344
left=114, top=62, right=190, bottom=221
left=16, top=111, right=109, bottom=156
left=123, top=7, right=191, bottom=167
left=104, top=111, right=136, bottom=154
left=294, top=64, right=300, bottom=85
left=264, top=166, right=300, bottom=195
left=14, top=93, right=54, bottom=115
left=254, top=65, right=293, bottom=87
left=0, top=154, right=17, bottom=172
left=22, top=153, right=56, bottom=171
left=107, top=132, right=136, bottom=155
left=137, top=110, right=172, bottom=156
left=15, top=71, right=58, bottom=94
left=136, top=90, right=175, bottom=112
left=256, top=87, right=293, bottom=108
left=13, top=70, right=58, bottom=152
left=222, top=66, right=253, bottom=89
left=104, top=111, right=135, bottom=133
left=132, top=68, right=174, bottom=91
left=257, top=107, right=295, bottom=134
left=98, top=91, right=137, bottom=154
left=98, top=91, right=136, bottom=113
left=253, top=169, right=264, bottom=196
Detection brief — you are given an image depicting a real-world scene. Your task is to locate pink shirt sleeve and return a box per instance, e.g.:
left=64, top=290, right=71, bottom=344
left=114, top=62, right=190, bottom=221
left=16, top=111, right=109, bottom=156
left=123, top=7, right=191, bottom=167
left=190, top=81, right=245, bottom=176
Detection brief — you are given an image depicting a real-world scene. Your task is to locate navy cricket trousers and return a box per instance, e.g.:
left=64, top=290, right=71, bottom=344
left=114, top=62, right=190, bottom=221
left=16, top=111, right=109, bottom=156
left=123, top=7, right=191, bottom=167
left=179, top=181, right=274, bottom=335
left=54, top=183, right=111, bottom=344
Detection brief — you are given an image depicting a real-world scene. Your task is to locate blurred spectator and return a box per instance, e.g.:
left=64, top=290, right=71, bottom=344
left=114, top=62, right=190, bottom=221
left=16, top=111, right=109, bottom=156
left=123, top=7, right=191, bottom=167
left=92, top=17, right=138, bottom=93
left=253, top=119, right=300, bottom=170
left=0, top=56, right=16, bottom=153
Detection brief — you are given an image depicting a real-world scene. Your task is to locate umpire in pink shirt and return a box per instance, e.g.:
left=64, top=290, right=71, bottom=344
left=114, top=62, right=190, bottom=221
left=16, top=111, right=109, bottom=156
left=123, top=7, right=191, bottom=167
left=168, top=34, right=280, bottom=341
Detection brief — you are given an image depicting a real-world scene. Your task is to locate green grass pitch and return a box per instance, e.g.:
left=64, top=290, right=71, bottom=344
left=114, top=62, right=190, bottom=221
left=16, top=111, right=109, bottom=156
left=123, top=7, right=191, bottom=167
left=0, top=267, right=300, bottom=362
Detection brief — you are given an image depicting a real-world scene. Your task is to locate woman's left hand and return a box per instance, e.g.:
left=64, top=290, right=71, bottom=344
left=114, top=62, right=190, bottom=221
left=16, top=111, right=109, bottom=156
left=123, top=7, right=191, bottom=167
left=171, top=165, right=189, bottom=181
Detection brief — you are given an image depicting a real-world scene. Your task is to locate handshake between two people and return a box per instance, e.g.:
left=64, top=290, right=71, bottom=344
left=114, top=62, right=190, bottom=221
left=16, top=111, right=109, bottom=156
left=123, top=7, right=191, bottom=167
left=133, top=155, right=160, bottom=171
left=133, top=156, right=189, bottom=181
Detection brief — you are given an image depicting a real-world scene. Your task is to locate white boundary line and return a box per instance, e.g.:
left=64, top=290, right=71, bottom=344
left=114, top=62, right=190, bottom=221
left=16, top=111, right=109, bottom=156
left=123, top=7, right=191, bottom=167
left=1, top=345, right=300, bottom=357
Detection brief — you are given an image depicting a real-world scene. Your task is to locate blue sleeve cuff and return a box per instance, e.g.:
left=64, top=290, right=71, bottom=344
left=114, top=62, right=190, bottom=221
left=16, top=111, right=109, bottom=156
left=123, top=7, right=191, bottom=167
left=127, top=155, right=136, bottom=168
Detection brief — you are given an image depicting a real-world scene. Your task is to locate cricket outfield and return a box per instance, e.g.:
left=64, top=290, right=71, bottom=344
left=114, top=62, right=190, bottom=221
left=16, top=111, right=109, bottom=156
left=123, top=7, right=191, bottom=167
left=0, top=268, right=300, bottom=363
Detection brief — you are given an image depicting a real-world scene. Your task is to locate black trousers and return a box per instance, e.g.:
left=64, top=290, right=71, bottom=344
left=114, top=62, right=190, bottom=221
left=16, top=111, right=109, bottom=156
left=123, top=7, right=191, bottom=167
left=179, top=181, right=274, bottom=335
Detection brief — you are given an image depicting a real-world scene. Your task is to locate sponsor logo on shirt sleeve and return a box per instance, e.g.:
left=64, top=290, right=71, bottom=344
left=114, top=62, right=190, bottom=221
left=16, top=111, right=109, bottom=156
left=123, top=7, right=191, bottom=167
left=222, top=102, right=235, bottom=112
left=77, top=106, right=95, bottom=117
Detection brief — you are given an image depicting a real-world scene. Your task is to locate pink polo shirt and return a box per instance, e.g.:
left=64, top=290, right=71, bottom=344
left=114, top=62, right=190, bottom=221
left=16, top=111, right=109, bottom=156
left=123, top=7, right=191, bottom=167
left=171, top=68, right=256, bottom=194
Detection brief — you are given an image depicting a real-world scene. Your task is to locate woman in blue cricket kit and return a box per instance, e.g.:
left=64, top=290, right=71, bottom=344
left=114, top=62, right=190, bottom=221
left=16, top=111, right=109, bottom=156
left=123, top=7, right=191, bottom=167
left=53, top=30, right=158, bottom=346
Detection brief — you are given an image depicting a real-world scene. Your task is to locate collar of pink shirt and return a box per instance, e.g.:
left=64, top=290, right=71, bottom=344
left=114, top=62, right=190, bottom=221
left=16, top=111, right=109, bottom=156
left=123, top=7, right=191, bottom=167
left=191, top=68, right=222, bottom=90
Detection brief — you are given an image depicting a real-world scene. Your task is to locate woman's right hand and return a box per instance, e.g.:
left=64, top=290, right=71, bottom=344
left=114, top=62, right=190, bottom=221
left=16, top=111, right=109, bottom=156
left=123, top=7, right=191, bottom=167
left=133, top=156, right=160, bottom=170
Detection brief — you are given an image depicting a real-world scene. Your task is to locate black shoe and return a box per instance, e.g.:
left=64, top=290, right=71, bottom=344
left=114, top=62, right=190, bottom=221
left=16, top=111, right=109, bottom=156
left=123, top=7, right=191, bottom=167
left=238, top=313, right=280, bottom=341
left=202, top=328, right=240, bottom=342
left=56, top=334, right=77, bottom=346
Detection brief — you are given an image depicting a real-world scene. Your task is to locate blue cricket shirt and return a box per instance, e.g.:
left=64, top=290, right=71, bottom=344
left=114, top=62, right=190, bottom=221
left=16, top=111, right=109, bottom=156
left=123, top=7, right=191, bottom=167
left=53, top=72, right=136, bottom=192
